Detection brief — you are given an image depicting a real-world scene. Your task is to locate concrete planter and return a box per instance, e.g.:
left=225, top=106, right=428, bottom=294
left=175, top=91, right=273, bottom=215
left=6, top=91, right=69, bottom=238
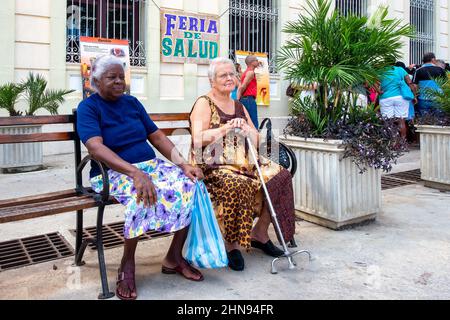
left=416, top=125, right=450, bottom=191
left=0, top=125, right=44, bottom=173
left=279, top=135, right=382, bottom=229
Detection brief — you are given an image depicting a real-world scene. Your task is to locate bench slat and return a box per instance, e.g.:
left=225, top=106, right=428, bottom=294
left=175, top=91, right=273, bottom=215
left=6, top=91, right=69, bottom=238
left=160, top=127, right=190, bottom=136
left=0, top=115, right=73, bottom=126
left=0, top=132, right=75, bottom=144
left=150, top=113, right=190, bottom=121
left=0, top=197, right=102, bottom=224
left=0, top=195, right=94, bottom=212
left=0, top=190, right=78, bottom=208
left=0, top=114, right=189, bottom=126
left=0, top=129, right=190, bottom=144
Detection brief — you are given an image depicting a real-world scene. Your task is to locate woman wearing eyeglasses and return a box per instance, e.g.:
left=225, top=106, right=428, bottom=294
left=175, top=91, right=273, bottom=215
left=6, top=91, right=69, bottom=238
left=189, top=57, right=296, bottom=272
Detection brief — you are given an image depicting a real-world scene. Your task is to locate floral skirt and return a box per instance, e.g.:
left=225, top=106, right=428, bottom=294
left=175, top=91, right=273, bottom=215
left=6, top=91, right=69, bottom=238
left=90, top=158, right=195, bottom=239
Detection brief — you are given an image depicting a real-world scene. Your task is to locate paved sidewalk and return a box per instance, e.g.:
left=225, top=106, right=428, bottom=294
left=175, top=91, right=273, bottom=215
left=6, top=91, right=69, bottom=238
left=0, top=149, right=449, bottom=300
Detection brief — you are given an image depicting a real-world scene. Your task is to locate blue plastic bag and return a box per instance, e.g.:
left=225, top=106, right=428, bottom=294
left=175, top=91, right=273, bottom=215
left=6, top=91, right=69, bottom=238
left=184, top=181, right=228, bottom=269
left=399, top=79, right=414, bottom=100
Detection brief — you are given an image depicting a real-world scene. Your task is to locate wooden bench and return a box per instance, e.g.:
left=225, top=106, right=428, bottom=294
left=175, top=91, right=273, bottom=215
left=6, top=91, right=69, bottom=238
left=0, top=111, right=297, bottom=299
left=0, top=111, right=190, bottom=299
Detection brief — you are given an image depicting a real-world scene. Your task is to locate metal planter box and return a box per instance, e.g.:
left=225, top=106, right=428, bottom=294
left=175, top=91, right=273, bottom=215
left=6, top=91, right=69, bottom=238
left=280, top=135, right=381, bottom=229
left=416, top=125, right=450, bottom=191
left=0, top=125, right=44, bottom=173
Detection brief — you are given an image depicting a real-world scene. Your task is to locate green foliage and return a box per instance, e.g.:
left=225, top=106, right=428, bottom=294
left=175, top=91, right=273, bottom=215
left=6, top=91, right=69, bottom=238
left=0, top=73, right=74, bottom=117
left=278, top=0, right=413, bottom=114
left=421, top=77, right=450, bottom=116
left=0, top=83, right=24, bottom=116
left=285, top=100, right=408, bottom=173
left=290, top=96, right=333, bottom=136
left=22, top=73, right=74, bottom=116
left=336, top=104, right=407, bottom=173
left=281, top=0, right=412, bottom=172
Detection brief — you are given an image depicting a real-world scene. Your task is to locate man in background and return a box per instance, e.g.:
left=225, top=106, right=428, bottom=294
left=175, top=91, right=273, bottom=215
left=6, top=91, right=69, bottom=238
left=413, top=52, right=447, bottom=116
left=238, top=55, right=260, bottom=128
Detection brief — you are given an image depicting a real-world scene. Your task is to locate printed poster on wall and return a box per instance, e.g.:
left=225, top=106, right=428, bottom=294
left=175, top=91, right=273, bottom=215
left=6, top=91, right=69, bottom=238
left=161, top=9, right=220, bottom=64
left=235, top=50, right=270, bottom=106
left=79, top=37, right=131, bottom=99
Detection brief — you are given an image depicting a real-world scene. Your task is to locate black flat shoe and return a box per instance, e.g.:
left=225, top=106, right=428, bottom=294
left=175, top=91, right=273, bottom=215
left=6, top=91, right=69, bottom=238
left=227, top=249, right=245, bottom=271
left=251, top=239, right=284, bottom=257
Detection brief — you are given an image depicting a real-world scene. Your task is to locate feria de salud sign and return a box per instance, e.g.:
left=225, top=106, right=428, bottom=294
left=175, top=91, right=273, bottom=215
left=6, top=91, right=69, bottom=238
left=161, top=9, right=220, bottom=64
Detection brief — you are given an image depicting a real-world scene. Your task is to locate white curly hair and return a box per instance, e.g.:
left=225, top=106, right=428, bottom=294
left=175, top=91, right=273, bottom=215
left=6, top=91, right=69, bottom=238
left=90, top=55, right=125, bottom=91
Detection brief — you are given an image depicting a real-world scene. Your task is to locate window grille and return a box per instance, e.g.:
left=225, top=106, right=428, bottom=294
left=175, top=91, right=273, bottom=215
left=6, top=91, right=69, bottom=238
left=66, top=0, right=147, bottom=67
left=410, top=0, right=435, bottom=65
left=335, top=0, right=368, bottom=17
left=229, top=0, right=279, bottom=73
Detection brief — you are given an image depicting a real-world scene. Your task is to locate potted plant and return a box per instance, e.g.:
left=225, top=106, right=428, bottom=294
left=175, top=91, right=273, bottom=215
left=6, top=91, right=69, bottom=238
left=415, top=79, right=450, bottom=191
left=0, top=73, right=74, bottom=173
left=276, top=0, right=412, bottom=229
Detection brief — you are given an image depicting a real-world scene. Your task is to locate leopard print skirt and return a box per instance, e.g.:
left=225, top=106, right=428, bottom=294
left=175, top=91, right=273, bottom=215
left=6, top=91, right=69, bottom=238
left=201, top=166, right=260, bottom=249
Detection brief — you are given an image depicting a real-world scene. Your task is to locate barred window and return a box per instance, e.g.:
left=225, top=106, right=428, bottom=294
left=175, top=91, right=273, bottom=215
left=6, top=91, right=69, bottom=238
left=66, top=0, right=147, bottom=67
left=410, top=0, right=435, bottom=65
left=229, top=0, right=279, bottom=73
left=335, top=0, right=368, bottom=17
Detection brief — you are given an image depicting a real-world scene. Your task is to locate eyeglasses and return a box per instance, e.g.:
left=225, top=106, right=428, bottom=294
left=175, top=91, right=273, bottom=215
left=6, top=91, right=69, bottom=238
left=217, top=72, right=236, bottom=80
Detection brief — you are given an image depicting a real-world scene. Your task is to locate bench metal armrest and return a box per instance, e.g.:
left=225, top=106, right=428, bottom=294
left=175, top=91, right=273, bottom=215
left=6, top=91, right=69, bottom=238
left=279, top=141, right=297, bottom=177
left=258, top=118, right=298, bottom=177
left=76, top=155, right=110, bottom=203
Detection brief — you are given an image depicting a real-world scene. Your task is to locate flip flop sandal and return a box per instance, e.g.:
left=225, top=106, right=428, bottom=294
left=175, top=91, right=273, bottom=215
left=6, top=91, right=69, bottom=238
left=116, top=268, right=137, bottom=300
left=161, top=259, right=204, bottom=282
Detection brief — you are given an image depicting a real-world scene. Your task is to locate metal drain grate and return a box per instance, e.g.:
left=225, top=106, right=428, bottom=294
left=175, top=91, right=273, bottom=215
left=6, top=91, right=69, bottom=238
left=381, top=169, right=422, bottom=190
left=388, top=169, right=422, bottom=183
left=381, top=176, right=416, bottom=190
left=69, top=221, right=173, bottom=251
left=0, top=233, right=74, bottom=272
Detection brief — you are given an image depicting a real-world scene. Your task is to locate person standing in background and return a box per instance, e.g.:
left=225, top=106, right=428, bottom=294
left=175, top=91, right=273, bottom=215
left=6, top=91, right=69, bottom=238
left=413, top=52, right=447, bottom=116
left=395, top=61, right=418, bottom=143
left=379, top=62, right=416, bottom=139
left=230, top=63, right=242, bottom=100
left=237, top=55, right=260, bottom=128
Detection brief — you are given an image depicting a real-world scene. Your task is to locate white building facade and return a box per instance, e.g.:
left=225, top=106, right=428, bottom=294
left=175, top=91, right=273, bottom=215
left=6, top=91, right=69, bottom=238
left=1, top=1, right=449, bottom=139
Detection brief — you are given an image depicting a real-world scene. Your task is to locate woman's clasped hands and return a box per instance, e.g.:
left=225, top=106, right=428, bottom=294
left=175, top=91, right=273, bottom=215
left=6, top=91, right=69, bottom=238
left=226, top=117, right=252, bottom=136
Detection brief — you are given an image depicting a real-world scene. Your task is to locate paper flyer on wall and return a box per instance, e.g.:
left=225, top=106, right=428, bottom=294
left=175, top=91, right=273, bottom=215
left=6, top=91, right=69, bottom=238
left=235, top=50, right=270, bottom=106
left=79, top=37, right=131, bottom=99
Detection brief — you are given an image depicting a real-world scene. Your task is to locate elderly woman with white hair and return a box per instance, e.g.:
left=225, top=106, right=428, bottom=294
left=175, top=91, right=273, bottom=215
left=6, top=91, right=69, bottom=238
left=76, top=55, right=204, bottom=300
left=189, top=57, right=296, bottom=271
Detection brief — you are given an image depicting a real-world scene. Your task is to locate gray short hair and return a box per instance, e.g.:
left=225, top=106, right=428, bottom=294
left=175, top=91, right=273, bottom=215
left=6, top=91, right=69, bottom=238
left=90, top=55, right=125, bottom=91
left=436, top=59, right=446, bottom=68
left=208, top=57, right=235, bottom=81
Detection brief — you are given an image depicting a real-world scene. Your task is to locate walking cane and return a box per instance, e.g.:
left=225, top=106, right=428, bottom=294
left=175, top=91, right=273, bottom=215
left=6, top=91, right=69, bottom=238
left=243, top=129, right=312, bottom=274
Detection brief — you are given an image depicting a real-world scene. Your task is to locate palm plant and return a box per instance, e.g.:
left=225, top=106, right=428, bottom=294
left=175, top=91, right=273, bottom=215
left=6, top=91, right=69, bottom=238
left=422, top=77, right=450, bottom=116
left=278, top=0, right=413, bottom=118
left=280, top=0, right=412, bottom=173
left=0, top=83, right=24, bottom=116
left=22, top=73, right=74, bottom=115
left=416, top=77, right=450, bottom=126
